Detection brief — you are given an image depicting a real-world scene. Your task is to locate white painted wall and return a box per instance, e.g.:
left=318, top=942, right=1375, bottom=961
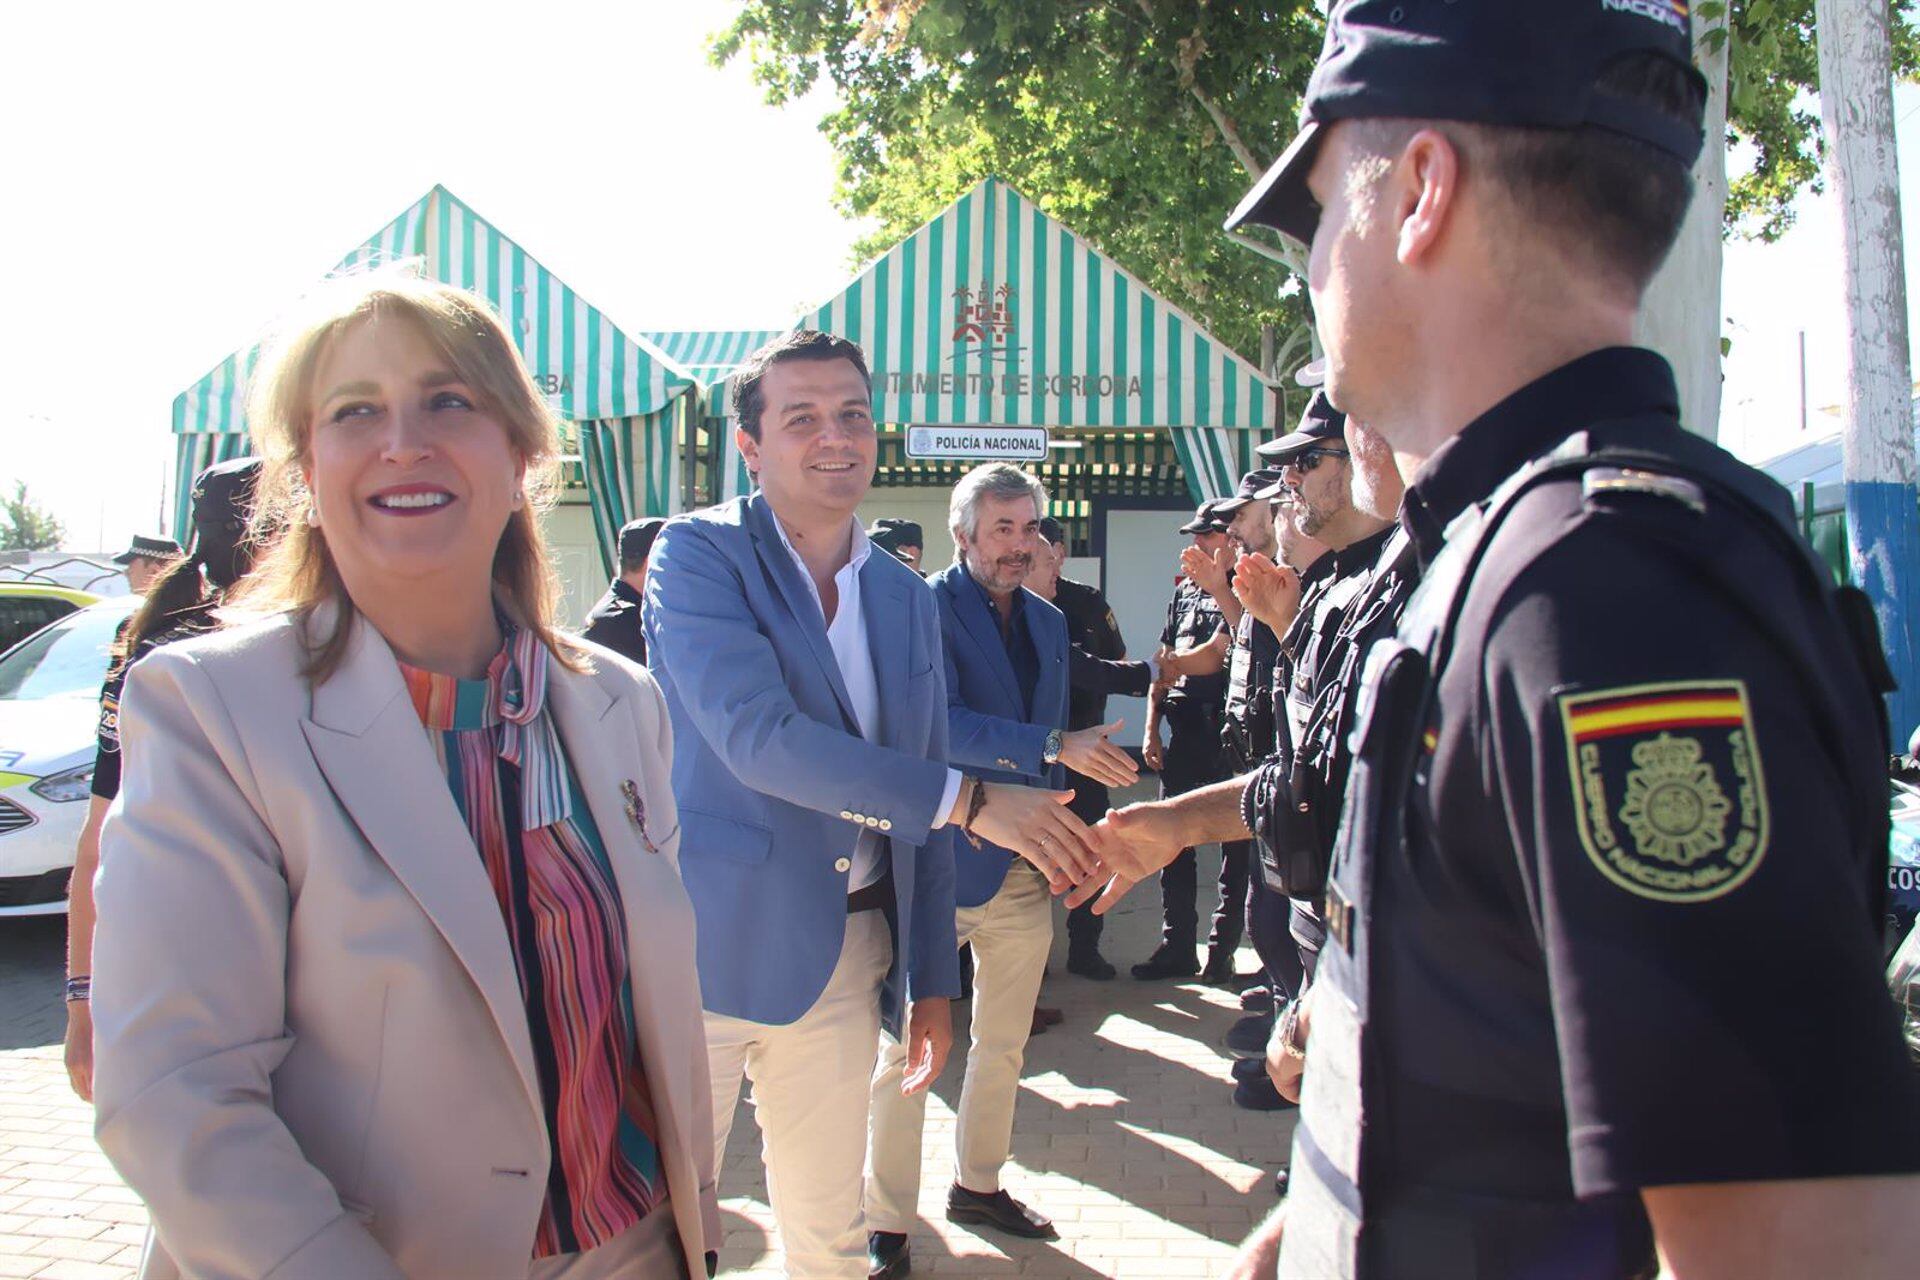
left=541, top=500, right=604, bottom=631
left=1098, top=508, right=1191, bottom=743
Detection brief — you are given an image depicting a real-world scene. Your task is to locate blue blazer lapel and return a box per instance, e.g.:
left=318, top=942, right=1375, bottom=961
left=942, top=565, right=1023, bottom=710
left=746, top=496, right=859, bottom=731
left=861, top=560, right=909, bottom=744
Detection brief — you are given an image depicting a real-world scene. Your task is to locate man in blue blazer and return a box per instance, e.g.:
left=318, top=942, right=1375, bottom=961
left=866, top=464, right=1136, bottom=1275
left=645, top=335, right=1090, bottom=1280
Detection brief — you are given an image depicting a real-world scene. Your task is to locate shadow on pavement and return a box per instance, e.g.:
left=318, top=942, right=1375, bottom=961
left=0, top=915, right=68, bottom=1051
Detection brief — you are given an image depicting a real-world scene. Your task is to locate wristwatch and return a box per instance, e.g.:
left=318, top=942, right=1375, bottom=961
left=1041, top=728, right=1064, bottom=766
left=1275, top=997, right=1308, bottom=1061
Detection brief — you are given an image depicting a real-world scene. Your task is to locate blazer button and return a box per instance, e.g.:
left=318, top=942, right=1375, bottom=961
left=879, top=819, right=893, bottom=832
left=834, top=857, right=852, bottom=873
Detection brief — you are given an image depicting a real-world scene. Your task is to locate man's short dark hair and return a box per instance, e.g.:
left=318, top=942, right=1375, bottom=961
left=1355, top=52, right=1706, bottom=292
left=732, top=330, right=874, bottom=441
left=620, top=553, right=648, bottom=576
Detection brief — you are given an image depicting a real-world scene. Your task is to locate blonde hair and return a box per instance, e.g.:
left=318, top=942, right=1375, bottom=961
left=234, top=271, right=581, bottom=680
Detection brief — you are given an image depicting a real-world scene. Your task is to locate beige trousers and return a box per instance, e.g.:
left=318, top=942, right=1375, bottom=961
left=525, top=1203, right=686, bottom=1279
left=865, top=864, right=1054, bottom=1231
left=705, top=909, right=892, bottom=1280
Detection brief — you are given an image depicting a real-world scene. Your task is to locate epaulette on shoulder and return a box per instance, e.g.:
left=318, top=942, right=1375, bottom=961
left=1579, top=466, right=1706, bottom=516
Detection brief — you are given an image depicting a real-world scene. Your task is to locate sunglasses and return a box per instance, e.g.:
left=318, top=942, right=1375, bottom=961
left=1285, top=447, right=1349, bottom=474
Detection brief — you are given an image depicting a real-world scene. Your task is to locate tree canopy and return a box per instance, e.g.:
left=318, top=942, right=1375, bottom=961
left=0, top=482, right=63, bottom=552
left=715, top=0, right=1917, bottom=363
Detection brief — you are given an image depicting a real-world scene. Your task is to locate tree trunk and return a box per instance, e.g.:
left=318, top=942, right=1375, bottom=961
left=1635, top=22, right=1730, bottom=442
left=1817, top=0, right=1920, bottom=739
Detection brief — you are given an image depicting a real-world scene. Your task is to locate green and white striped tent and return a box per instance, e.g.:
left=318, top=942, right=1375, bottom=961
left=170, top=186, right=699, bottom=572
left=689, top=177, right=1273, bottom=505
left=644, top=330, right=786, bottom=389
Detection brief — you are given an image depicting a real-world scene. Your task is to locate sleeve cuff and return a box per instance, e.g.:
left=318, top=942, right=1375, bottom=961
left=931, top=769, right=964, bottom=828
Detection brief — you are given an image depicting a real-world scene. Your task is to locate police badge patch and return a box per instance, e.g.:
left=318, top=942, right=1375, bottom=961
left=1558, top=680, right=1769, bottom=903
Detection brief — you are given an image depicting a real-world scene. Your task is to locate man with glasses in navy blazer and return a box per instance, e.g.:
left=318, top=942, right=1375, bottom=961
left=865, top=463, right=1137, bottom=1278
left=645, top=335, right=1099, bottom=1280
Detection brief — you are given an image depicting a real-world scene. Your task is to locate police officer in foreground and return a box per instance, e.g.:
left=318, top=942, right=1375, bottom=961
left=1219, top=1, right=1919, bottom=1275
left=1081, top=2, right=1920, bottom=1274
left=581, top=516, right=663, bottom=665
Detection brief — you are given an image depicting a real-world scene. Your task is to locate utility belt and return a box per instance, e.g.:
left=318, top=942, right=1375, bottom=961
left=1248, top=748, right=1337, bottom=898
left=1161, top=698, right=1223, bottom=739
left=1222, top=703, right=1277, bottom=773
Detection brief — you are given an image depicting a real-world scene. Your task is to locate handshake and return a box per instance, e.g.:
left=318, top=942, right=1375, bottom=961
left=1152, top=640, right=1221, bottom=692
left=949, top=753, right=1191, bottom=917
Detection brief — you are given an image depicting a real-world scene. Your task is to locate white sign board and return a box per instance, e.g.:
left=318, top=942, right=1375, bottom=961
left=905, top=426, right=1049, bottom=461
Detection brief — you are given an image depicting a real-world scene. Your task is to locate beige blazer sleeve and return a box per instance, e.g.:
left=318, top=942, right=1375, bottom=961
left=91, top=647, right=405, bottom=1280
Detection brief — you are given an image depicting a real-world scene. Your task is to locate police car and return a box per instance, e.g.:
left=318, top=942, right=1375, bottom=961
left=0, top=595, right=138, bottom=916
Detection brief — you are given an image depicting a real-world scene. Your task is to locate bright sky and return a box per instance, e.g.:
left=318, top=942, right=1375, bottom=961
left=2, top=2, right=1915, bottom=552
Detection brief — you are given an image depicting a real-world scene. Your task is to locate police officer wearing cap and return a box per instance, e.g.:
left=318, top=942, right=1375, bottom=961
left=1220, top=1, right=1920, bottom=1275
left=868, top=517, right=925, bottom=574
left=1252, top=389, right=1395, bottom=981
left=581, top=517, right=664, bottom=666
left=1180, top=468, right=1294, bottom=995
left=1136, top=499, right=1239, bottom=979
left=111, top=534, right=183, bottom=595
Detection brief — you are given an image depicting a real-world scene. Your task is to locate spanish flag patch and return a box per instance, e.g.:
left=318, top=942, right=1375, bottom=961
left=1558, top=680, right=1769, bottom=903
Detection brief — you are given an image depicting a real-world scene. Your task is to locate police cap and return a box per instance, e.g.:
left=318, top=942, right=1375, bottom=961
left=1257, top=390, right=1349, bottom=464
left=1215, top=468, right=1286, bottom=516
left=618, top=517, right=667, bottom=565
left=1226, top=0, right=1708, bottom=245
left=1177, top=502, right=1231, bottom=535
left=867, top=517, right=924, bottom=555
left=113, top=534, right=183, bottom=566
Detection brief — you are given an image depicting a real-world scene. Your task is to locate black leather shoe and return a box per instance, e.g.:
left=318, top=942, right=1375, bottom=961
left=1200, top=948, right=1236, bottom=986
left=1232, top=1073, right=1298, bottom=1112
left=1066, top=946, right=1117, bottom=980
left=868, top=1230, right=910, bottom=1279
left=1239, top=985, right=1274, bottom=1013
left=946, top=1185, right=1058, bottom=1239
left=1230, top=1055, right=1268, bottom=1082
left=1131, top=944, right=1201, bottom=981
left=1224, top=1010, right=1275, bottom=1059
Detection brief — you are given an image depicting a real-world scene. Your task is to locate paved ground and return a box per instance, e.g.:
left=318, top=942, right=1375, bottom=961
left=0, top=833, right=1288, bottom=1278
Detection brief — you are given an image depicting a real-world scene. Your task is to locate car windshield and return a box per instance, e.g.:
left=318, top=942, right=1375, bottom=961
left=0, top=599, right=137, bottom=701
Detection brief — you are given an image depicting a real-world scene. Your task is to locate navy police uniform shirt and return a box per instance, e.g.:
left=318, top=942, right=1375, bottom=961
left=1374, top=347, right=1920, bottom=1208
left=582, top=578, right=647, bottom=667
left=1158, top=577, right=1228, bottom=718
left=1056, top=575, right=1127, bottom=731
left=92, top=607, right=217, bottom=801
left=1222, top=612, right=1283, bottom=769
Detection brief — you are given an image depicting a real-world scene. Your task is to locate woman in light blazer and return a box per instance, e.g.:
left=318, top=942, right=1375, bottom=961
left=90, top=273, right=718, bottom=1280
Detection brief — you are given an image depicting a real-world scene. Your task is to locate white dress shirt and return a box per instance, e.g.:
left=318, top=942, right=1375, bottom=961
left=773, top=517, right=962, bottom=891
